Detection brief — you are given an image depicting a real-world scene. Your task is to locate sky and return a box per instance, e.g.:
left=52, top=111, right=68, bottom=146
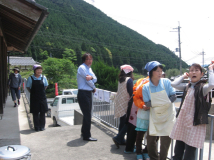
left=84, top=0, right=214, bottom=65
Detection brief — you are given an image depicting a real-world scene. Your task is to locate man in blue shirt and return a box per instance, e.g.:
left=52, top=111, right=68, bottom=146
left=77, top=53, right=97, bottom=141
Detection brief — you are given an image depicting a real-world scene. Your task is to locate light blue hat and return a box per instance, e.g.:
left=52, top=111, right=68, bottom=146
left=144, top=61, right=161, bottom=72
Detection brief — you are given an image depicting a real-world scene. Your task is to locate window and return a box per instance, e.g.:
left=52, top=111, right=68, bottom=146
left=52, top=98, right=59, bottom=106
left=62, top=98, right=66, bottom=104
left=74, top=98, right=78, bottom=103
left=72, top=90, right=78, bottom=95
left=64, top=92, right=72, bottom=95
left=66, top=98, right=74, bottom=104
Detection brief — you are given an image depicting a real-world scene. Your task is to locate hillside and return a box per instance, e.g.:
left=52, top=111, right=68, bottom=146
left=27, top=0, right=188, bottom=72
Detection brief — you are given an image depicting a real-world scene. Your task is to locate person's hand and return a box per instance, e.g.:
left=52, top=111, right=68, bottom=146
left=183, top=72, right=189, bottom=79
left=143, top=105, right=150, bottom=111
left=18, top=87, right=20, bottom=90
left=92, top=88, right=96, bottom=93
left=86, top=75, right=93, bottom=81
left=208, top=62, right=214, bottom=71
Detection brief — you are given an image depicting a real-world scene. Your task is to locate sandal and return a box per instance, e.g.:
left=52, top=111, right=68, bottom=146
left=137, top=154, right=143, bottom=160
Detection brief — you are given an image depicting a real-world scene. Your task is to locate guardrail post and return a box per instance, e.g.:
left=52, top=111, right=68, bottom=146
left=195, top=148, right=198, bottom=160
left=171, top=139, right=174, bottom=159
left=199, top=147, right=203, bottom=160
left=208, top=115, right=213, bottom=160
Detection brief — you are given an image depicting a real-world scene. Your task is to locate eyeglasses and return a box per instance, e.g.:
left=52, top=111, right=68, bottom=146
left=85, top=59, right=93, bottom=61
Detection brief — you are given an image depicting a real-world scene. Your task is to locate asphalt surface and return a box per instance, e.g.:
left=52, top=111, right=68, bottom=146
left=0, top=94, right=213, bottom=160
left=0, top=95, right=137, bottom=160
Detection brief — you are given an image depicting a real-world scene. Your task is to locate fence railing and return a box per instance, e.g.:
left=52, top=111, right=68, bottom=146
left=92, top=88, right=214, bottom=160
left=23, top=78, right=30, bottom=104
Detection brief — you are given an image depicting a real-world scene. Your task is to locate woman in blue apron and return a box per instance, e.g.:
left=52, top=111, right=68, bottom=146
left=143, top=61, right=177, bottom=160
left=26, top=65, right=48, bottom=132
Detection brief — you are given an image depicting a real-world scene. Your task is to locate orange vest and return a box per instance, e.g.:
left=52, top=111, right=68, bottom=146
left=133, top=76, right=149, bottom=109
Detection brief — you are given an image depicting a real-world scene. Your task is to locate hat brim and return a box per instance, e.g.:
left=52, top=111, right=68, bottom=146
left=13, top=69, right=19, bottom=72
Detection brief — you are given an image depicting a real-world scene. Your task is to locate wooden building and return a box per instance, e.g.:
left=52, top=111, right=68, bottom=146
left=9, top=56, right=39, bottom=71
left=0, top=0, right=48, bottom=117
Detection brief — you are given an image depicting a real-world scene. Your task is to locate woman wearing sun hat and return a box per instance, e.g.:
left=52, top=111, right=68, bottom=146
left=26, top=64, right=48, bottom=132
left=143, top=61, right=177, bottom=160
left=8, top=67, right=22, bottom=107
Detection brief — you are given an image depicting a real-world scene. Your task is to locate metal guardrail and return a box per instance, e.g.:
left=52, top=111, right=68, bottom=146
left=23, top=78, right=30, bottom=104
left=207, top=114, right=213, bottom=160
left=92, top=88, right=214, bottom=160
left=92, top=90, right=120, bottom=130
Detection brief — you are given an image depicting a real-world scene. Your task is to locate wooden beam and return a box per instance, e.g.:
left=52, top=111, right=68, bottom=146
left=0, top=7, right=36, bottom=28
left=7, top=46, right=23, bottom=53
left=0, top=0, right=42, bottom=21
left=0, top=17, right=7, bottom=47
left=4, top=31, right=26, bottom=43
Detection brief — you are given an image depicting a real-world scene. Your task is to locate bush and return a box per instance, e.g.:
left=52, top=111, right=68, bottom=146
left=91, top=60, right=119, bottom=92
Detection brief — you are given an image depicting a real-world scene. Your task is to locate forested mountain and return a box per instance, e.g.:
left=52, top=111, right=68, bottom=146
left=27, top=0, right=188, bottom=72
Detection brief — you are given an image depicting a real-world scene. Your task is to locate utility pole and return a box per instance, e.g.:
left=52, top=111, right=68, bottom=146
left=199, top=50, right=205, bottom=67
left=170, top=22, right=182, bottom=75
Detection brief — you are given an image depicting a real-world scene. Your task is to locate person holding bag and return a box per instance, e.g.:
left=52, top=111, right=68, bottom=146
left=132, top=77, right=150, bottom=160
left=143, top=61, right=177, bottom=160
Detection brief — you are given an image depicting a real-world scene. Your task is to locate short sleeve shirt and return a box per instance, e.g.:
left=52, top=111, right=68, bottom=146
left=143, top=78, right=175, bottom=102
left=26, top=74, right=48, bottom=89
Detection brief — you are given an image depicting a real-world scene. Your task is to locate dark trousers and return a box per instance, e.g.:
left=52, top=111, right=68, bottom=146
left=172, top=140, right=196, bottom=160
left=114, top=114, right=127, bottom=144
left=125, top=122, right=137, bottom=152
left=33, top=112, right=46, bottom=129
left=147, top=129, right=171, bottom=160
left=118, top=114, right=126, bottom=133
left=10, top=87, right=20, bottom=101
left=136, top=131, right=146, bottom=154
left=77, top=90, right=92, bottom=139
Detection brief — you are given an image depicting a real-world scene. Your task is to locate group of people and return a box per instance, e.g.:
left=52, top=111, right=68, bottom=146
left=112, top=61, right=214, bottom=160
left=8, top=52, right=214, bottom=160
left=76, top=52, right=214, bottom=160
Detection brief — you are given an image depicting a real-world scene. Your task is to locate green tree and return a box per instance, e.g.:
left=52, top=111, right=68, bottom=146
left=37, top=49, right=49, bottom=62
left=91, top=60, right=119, bottom=91
left=81, top=42, right=87, bottom=51
left=75, top=47, right=82, bottom=66
left=42, top=57, right=77, bottom=85
left=165, top=68, right=187, bottom=78
left=63, top=48, right=77, bottom=64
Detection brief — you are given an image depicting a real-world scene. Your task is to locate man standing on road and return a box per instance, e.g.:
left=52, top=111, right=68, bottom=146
left=77, top=53, right=97, bottom=141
